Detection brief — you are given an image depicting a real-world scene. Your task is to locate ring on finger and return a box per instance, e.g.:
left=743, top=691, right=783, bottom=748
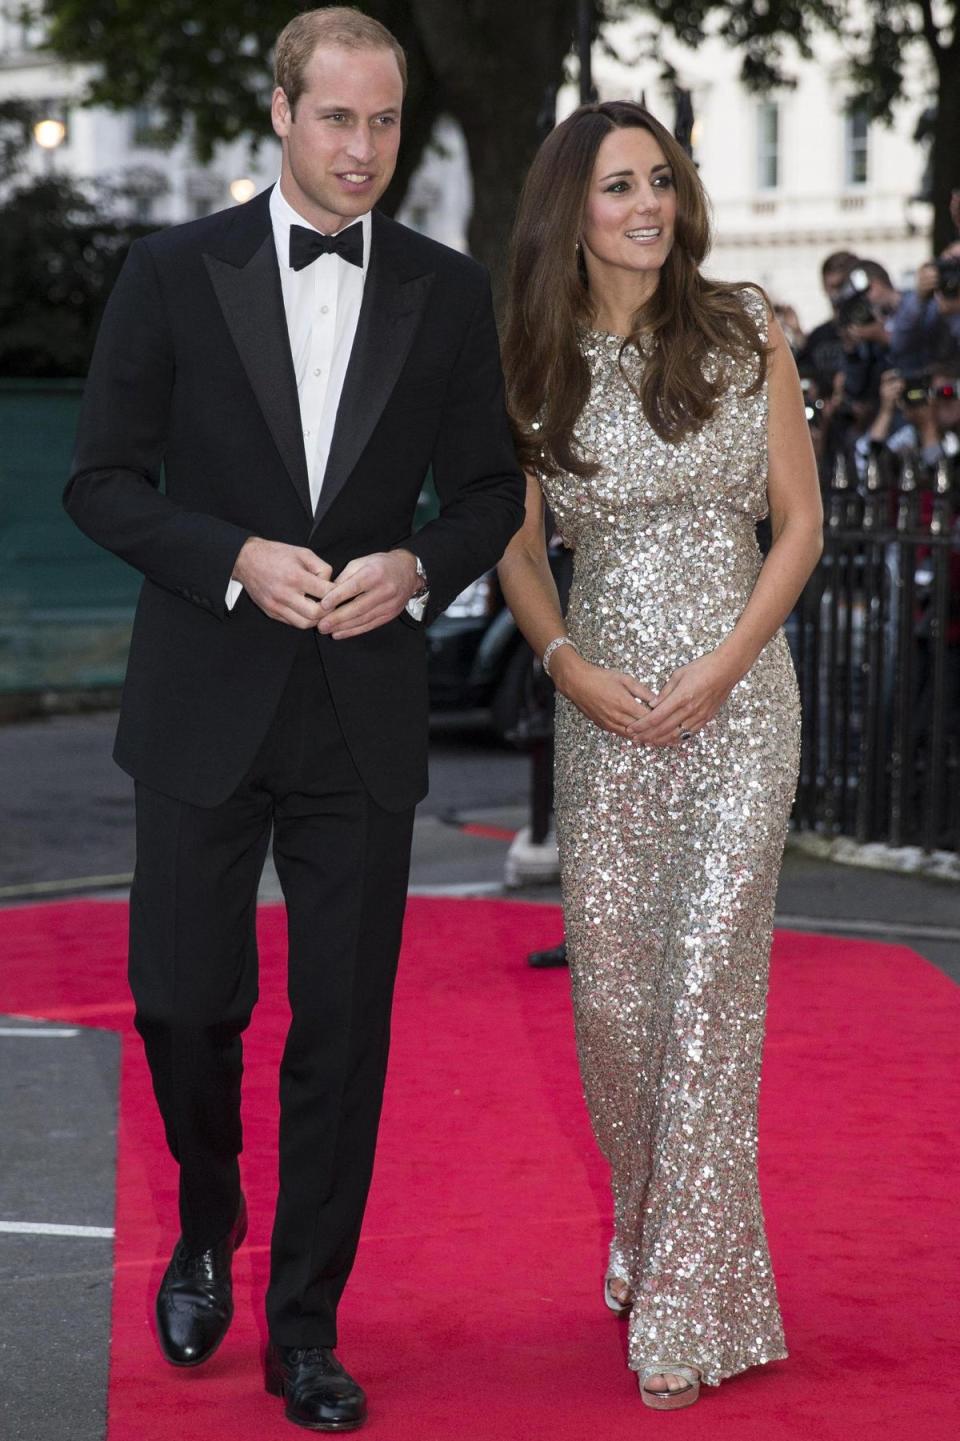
left=678, top=724, right=693, bottom=741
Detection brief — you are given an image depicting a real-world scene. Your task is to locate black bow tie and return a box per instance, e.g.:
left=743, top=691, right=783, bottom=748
left=289, top=222, right=363, bottom=272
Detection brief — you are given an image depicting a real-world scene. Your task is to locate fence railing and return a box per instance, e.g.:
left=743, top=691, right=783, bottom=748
left=791, top=445, right=958, bottom=853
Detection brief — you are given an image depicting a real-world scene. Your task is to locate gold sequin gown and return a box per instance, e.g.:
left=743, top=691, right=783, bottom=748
left=539, top=292, right=798, bottom=1385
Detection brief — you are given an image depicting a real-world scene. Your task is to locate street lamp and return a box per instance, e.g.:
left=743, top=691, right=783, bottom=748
left=229, top=177, right=257, bottom=204
left=33, top=117, right=66, bottom=151
left=33, top=115, right=66, bottom=175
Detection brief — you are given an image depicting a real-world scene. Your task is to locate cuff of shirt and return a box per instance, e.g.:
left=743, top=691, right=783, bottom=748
left=226, top=578, right=243, bottom=610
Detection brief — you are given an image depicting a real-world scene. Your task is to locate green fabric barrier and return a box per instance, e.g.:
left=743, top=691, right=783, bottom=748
left=0, top=380, right=138, bottom=692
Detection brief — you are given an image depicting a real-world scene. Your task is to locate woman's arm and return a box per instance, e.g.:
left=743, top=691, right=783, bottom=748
left=628, top=313, right=823, bottom=744
left=497, top=474, right=658, bottom=735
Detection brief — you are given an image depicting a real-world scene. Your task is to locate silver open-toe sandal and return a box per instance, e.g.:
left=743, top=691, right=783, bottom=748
left=638, top=1364, right=701, bottom=1410
left=603, top=1272, right=632, bottom=1315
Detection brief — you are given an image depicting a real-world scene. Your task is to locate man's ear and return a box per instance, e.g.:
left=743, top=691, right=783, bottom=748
left=271, top=86, right=292, bottom=140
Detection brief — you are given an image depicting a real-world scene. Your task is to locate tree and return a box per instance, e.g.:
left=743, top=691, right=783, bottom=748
left=627, top=1, right=959, bottom=254
left=39, top=0, right=578, bottom=307
left=0, top=100, right=161, bottom=376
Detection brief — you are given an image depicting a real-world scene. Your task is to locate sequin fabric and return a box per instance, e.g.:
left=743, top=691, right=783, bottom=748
left=539, top=289, right=798, bottom=1385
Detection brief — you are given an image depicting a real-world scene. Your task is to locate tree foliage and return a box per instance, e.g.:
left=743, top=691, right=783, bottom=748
left=0, top=102, right=159, bottom=376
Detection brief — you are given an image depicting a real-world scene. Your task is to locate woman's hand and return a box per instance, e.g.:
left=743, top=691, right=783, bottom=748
left=551, top=649, right=658, bottom=737
left=625, top=648, right=743, bottom=746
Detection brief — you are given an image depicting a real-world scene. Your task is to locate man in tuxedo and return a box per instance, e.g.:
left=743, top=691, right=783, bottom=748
left=64, top=8, right=523, bottom=1431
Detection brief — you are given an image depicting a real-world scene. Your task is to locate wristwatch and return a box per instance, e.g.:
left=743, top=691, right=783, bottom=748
left=405, top=554, right=430, bottom=622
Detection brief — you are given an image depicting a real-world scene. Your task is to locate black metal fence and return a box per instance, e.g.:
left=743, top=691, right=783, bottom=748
left=791, top=446, right=959, bottom=853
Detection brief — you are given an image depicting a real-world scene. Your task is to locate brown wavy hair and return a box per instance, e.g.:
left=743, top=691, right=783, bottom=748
left=503, top=101, right=768, bottom=477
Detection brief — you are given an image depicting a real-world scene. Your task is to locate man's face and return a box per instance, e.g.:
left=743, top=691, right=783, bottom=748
left=867, top=278, right=898, bottom=317
left=823, top=266, right=850, bottom=306
left=271, top=44, right=403, bottom=232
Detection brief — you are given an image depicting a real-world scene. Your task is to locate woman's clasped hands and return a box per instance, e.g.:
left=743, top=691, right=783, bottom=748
left=552, top=646, right=742, bottom=747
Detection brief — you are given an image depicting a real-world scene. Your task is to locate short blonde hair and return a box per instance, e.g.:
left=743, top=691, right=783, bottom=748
left=274, top=6, right=407, bottom=113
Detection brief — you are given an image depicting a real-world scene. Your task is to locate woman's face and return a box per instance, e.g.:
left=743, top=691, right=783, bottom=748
left=581, top=126, right=677, bottom=287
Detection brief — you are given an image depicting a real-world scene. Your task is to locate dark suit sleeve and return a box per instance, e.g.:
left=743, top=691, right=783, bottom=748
left=401, top=274, right=524, bottom=621
left=63, top=239, right=253, bottom=620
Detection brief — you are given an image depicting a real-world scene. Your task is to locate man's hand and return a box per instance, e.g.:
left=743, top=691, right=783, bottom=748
left=935, top=290, right=960, bottom=317
left=317, top=550, right=419, bottom=639
left=877, top=369, right=905, bottom=415
left=916, top=261, right=939, bottom=301
left=232, top=537, right=333, bottom=628
left=846, top=319, right=888, bottom=347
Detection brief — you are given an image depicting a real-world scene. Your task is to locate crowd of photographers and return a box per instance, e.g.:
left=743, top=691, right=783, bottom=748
left=772, top=202, right=960, bottom=764
left=774, top=197, right=960, bottom=496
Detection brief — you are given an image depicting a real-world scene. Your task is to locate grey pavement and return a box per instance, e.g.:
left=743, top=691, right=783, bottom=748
left=0, top=1019, right=118, bottom=1441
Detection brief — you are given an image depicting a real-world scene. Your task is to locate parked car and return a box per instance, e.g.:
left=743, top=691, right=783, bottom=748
left=427, top=546, right=571, bottom=743
left=427, top=570, right=539, bottom=741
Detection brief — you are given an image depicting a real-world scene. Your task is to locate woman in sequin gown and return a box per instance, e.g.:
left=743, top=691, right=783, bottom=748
left=498, top=103, right=822, bottom=1408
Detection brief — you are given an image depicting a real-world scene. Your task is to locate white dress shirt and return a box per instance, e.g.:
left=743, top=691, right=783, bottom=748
left=226, top=183, right=371, bottom=609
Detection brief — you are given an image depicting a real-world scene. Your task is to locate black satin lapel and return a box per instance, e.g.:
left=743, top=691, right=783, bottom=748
left=203, top=237, right=312, bottom=516
left=311, top=252, right=434, bottom=531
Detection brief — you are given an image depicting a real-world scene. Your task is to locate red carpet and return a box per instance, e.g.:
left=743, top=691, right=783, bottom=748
left=2, top=898, right=958, bottom=1440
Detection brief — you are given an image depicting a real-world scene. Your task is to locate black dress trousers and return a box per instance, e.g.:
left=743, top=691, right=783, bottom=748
left=129, top=630, right=415, bottom=1347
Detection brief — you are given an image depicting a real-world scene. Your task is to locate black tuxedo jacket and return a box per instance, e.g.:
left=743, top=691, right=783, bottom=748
left=64, top=189, right=524, bottom=810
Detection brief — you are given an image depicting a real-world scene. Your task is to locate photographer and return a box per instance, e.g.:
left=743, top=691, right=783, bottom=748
left=796, top=250, right=859, bottom=395
left=889, top=240, right=960, bottom=373
left=838, top=260, right=902, bottom=404
left=854, top=365, right=960, bottom=482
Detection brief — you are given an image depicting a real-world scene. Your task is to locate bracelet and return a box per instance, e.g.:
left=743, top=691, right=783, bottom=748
left=541, top=635, right=578, bottom=677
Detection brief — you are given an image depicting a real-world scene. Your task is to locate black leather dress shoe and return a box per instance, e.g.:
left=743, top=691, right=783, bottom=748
left=264, top=1342, right=368, bottom=1432
left=155, top=1195, right=247, bottom=1367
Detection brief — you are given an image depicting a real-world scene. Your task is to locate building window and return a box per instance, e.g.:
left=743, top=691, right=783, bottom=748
left=132, top=107, right=161, bottom=147
left=186, top=171, right=223, bottom=219
left=844, top=106, right=869, bottom=186
left=756, top=101, right=779, bottom=191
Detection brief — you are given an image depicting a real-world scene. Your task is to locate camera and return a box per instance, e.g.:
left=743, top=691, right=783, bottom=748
left=835, top=267, right=876, bottom=327
left=935, top=257, right=960, bottom=299
left=800, top=377, right=824, bottom=427
left=901, top=375, right=930, bottom=407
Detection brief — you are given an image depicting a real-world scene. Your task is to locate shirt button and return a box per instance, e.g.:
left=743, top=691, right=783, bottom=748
left=304, top=428, right=311, bottom=438
left=320, top=304, right=329, bottom=315
left=313, top=367, right=322, bottom=377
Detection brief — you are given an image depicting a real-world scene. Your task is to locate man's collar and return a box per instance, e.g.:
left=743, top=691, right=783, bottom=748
left=269, top=180, right=371, bottom=272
